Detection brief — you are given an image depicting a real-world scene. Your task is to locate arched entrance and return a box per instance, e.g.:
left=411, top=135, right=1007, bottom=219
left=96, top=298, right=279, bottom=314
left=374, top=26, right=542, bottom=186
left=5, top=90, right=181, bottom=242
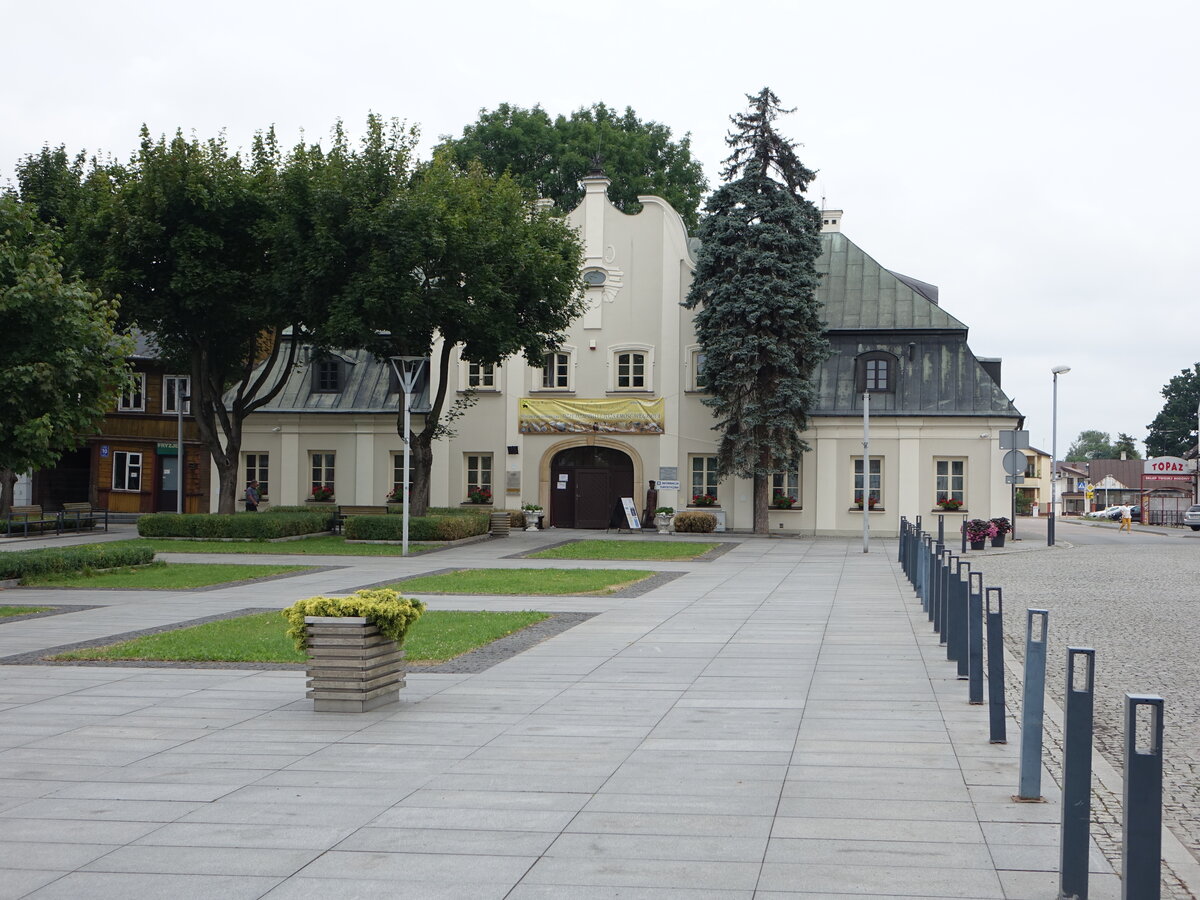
left=549, top=445, right=635, bottom=528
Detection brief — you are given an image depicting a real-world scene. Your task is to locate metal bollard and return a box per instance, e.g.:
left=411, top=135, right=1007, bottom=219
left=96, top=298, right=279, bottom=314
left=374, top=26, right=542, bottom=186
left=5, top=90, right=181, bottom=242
left=1016, top=609, right=1049, bottom=801
left=967, top=572, right=984, bottom=704
left=899, top=518, right=907, bottom=568
left=1060, top=648, right=1095, bottom=900
left=947, top=560, right=968, bottom=676
left=938, top=514, right=945, bottom=545
left=985, top=588, right=1006, bottom=743
left=935, top=549, right=951, bottom=641
left=923, top=535, right=934, bottom=618
left=1122, top=694, right=1164, bottom=900
left=961, top=519, right=967, bottom=553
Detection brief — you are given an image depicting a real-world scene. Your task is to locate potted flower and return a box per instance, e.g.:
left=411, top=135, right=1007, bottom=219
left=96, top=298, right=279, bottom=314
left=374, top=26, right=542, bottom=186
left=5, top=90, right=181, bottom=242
left=691, top=493, right=718, bottom=507
left=309, top=484, right=335, bottom=503
left=467, top=486, right=493, bottom=505
left=771, top=492, right=796, bottom=510
left=989, top=516, right=1012, bottom=548
left=853, top=495, right=879, bottom=510
left=964, top=518, right=995, bottom=549
left=385, top=485, right=405, bottom=511
left=654, top=505, right=675, bottom=534
left=936, top=496, right=963, bottom=512
left=521, top=502, right=544, bottom=531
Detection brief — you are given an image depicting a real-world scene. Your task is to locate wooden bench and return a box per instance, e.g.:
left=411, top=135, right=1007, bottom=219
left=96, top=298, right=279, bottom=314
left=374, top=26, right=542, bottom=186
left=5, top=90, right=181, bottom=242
left=60, top=502, right=109, bottom=533
left=335, top=505, right=390, bottom=534
left=4, top=505, right=61, bottom=538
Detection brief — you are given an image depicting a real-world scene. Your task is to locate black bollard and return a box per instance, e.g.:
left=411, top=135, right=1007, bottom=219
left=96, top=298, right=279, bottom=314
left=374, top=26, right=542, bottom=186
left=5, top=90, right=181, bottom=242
left=985, top=588, right=1006, bottom=743
left=1060, top=648, right=1095, bottom=900
left=1122, top=694, right=1164, bottom=900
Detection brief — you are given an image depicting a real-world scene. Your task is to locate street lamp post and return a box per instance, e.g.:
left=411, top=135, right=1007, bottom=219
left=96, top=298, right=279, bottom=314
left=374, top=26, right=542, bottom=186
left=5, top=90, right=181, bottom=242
left=389, top=356, right=428, bottom=557
left=1048, top=365, right=1071, bottom=546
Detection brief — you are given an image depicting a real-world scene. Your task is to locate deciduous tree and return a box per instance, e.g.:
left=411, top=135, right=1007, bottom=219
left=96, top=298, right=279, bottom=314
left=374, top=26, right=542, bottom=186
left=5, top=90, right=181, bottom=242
left=1146, top=363, right=1200, bottom=458
left=1065, top=429, right=1116, bottom=461
left=683, top=88, right=830, bottom=534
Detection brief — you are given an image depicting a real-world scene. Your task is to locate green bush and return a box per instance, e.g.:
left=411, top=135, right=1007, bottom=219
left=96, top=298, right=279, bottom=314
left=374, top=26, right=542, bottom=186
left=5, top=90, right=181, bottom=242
left=137, top=511, right=331, bottom=539
left=674, top=511, right=717, bottom=533
left=0, top=543, right=156, bottom=581
left=282, top=589, right=426, bottom=650
left=343, top=510, right=490, bottom=541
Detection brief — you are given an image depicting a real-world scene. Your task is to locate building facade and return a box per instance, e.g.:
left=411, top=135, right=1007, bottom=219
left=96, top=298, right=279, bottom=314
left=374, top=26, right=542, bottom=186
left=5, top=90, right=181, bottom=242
left=228, top=178, right=1021, bottom=535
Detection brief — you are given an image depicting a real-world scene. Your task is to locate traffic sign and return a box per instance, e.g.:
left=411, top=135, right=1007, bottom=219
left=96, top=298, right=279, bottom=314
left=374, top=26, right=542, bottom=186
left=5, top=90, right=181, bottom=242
left=1005, top=475, right=1026, bottom=484
left=1002, top=449, right=1027, bottom=476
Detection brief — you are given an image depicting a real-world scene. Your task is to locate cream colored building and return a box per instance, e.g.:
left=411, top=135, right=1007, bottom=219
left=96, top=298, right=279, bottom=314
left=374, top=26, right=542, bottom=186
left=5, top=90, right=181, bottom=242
left=225, top=176, right=1022, bottom=536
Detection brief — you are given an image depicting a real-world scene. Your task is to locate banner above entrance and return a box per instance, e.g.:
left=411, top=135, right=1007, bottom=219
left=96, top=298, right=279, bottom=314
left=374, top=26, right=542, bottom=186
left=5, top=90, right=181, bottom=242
left=519, top=398, right=665, bottom=435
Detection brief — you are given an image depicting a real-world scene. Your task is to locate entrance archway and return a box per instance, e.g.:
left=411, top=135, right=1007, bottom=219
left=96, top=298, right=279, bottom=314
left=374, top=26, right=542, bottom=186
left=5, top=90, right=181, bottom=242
left=549, top=445, right=635, bottom=528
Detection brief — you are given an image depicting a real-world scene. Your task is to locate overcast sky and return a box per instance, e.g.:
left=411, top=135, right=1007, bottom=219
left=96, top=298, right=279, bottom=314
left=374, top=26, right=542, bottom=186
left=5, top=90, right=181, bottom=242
left=4, top=0, right=1197, bottom=458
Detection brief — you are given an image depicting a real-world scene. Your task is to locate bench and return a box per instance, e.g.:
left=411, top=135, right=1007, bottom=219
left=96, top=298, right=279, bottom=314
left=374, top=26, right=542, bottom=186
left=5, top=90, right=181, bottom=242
left=60, top=502, right=109, bottom=533
left=4, top=505, right=61, bottom=538
left=335, top=505, right=390, bottom=534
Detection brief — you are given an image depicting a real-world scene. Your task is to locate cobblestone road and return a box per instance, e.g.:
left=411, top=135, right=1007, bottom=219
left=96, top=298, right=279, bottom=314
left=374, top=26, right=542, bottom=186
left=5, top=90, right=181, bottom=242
left=977, top=533, right=1200, bottom=897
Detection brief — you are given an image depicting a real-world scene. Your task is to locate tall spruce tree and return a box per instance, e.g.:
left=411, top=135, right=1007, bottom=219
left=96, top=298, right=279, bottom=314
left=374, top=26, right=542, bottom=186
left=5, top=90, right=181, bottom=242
left=684, top=88, right=829, bottom=533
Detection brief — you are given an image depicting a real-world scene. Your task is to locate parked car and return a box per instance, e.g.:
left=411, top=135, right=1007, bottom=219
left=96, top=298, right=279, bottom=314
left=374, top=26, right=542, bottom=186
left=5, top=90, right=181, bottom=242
left=1102, top=505, right=1141, bottom=522
left=1184, top=504, right=1200, bottom=531
left=1086, top=506, right=1121, bottom=520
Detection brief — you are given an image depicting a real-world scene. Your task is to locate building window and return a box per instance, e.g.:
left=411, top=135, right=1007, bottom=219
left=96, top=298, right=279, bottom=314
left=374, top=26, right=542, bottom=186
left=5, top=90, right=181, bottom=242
left=118, top=374, right=146, bottom=411
left=311, top=452, right=335, bottom=493
left=466, top=453, right=493, bottom=501
left=163, top=375, right=191, bottom=414
left=244, top=453, right=269, bottom=499
left=466, top=362, right=497, bottom=390
left=855, top=351, right=898, bottom=393
left=312, top=358, right=342, bottom=393
left=854, top=457, right=882, bottom=506
left=687, top=347, right=708, bottom=391
left=690, top=455, right=720, bottom=503
left=391, top=453, right=414, bottom=499
left=112, top=451, right=142, bottom=491
left=935, top=458, right=966, bottom=506
left=772, top=469, right=801, bottom=506
left=541, top=351, right=571, bottom=390
left=1024, top=455, right=1040, bottom=479
left=614, top=351, right=647, bottom=390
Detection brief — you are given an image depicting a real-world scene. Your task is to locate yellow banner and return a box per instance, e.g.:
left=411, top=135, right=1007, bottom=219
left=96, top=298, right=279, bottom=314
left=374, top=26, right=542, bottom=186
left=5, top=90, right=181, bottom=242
left=519, top=397, right=665, bottom=435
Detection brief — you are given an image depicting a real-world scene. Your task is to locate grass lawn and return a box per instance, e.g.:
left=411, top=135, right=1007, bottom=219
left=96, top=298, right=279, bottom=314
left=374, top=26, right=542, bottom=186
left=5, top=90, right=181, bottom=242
left=528, top=540, right=719, bottom=561
left=22, top=561, right=313, bottom=589
left=105, top=537, right=437, bottom=557
left=388, top=567, right=655, bottom=595
left=0, top=606, right=51, bottom=617
left=50, top=609, right=550, bottom=664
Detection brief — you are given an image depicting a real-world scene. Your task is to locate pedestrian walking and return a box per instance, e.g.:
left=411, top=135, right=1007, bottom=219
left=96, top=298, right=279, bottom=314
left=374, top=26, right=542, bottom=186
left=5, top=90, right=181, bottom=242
left=245, top=480, right=260, bottom=512
left=1118, top=503, right=1132, bottom=532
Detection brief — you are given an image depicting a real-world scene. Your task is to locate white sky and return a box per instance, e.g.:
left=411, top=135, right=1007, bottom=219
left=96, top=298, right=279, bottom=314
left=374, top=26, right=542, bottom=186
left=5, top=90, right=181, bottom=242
left=4, top=0, right=1197, bottom=457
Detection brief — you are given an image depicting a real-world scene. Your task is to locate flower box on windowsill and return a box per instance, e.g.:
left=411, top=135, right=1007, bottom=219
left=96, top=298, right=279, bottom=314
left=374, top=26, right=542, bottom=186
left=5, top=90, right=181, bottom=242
left=931, top=508, right=967, bottom=514
left=849, top=507, right=885, bottom=512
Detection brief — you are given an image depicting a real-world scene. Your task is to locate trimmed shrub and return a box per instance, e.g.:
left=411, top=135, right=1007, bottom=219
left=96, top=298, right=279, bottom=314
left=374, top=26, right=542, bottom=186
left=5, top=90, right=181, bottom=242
left=343, top=511, right=490, bottom=542
left=282, top=589, right=425, bottom=651
left=674, top=511, right=717, bottom=533
left=137, top=511, right=331, bottom=539
left=0, top=543, right=156, bottom=581
left=265, top=504, right=338, bottom=531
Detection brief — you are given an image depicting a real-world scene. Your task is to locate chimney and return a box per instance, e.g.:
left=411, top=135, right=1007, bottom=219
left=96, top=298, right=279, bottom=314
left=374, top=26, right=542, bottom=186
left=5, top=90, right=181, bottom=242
left=821, top=209, right=843, bottom=233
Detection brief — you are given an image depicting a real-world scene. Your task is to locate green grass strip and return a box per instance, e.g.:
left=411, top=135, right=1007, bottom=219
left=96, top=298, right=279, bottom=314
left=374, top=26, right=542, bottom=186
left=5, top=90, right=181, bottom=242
left=50, top=609, right=550, bottom=664
left=528, top=540, right=719, bottom=561
left=103, top=537, right=437, bottom=557
left=22, top=562, right=312, bottom=589
left=0, top=606, right=52, bottom=617
left=388, top=567, right=654, bottom=595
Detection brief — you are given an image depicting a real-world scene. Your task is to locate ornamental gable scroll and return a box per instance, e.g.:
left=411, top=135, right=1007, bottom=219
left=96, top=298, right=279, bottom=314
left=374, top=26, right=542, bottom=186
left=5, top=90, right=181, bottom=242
left=519, top=398, right=665, bottom=435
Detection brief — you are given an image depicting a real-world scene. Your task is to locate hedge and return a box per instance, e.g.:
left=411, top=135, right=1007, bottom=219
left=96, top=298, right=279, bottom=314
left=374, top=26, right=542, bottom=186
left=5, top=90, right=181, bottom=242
left=137, top=511, right=332, bottom=539
left=343, top=510, right=490, bottom=542
left=282, top=589, right=426, bottom=651
left=0, top=543, right=156, bottom=581
left=674, top=511, right=717, bottom=533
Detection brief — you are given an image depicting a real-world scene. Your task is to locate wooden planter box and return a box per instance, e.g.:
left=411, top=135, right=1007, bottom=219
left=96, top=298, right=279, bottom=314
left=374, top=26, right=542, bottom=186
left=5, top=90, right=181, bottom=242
left=304, top=616, right=405, bottom=712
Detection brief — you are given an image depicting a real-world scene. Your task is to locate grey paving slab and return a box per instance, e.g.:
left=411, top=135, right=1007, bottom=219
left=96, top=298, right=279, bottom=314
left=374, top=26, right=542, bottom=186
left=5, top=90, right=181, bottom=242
left=0, top=532, right=1176, bottom=898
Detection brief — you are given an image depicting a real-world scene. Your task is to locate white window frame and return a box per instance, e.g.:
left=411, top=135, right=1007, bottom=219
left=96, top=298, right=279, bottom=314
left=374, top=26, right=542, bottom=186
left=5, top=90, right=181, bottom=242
left=463, top=360, right=499, bottom=391
left=118, top=373, right=146, bottom=411
left=935, top=458, right=966, bottom=507
left=112, top=451, right=142, bottom=491
left=535, top=346, right=575, bottom=391
left=310, top=452, right=335, bottom=491
left=689, top=455, right=720, bottom=503
left=244, top=452, right=269, bottom=499
left=609, top=344, right=653, bottom=392
left=391, top=453, right=414, bottom=497
left=163, top=375, right=191, bottom=414
left=465, top=453, right=494, bottom=498
left=771, top=468, right=801, bottom=506
left=685, top=345, right=708, bottom=392
left=854, top=457, right=883, bottom=506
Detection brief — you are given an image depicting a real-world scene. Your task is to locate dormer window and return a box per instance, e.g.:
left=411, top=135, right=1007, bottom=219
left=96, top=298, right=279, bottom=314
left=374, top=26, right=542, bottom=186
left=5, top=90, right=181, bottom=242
left=312, top=358, right=342, bottom=393
left=855, top=351, right=898, bottom=393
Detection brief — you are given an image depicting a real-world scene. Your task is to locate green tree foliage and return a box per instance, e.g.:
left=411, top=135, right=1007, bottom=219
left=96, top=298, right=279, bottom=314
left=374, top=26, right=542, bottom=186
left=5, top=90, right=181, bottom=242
left=683, top=88, right=830, bottom=534
left=1112, top=433, right=1141, bottom=459
left=438, top=103, right=708, bottom=233
left=104, top=128, right=301, bottom=513
left=0, top=195, right=132, bottom=513
left=1146, top=363, right=1200, bottom=457
left=1065, top=430, right=1116, bottom=461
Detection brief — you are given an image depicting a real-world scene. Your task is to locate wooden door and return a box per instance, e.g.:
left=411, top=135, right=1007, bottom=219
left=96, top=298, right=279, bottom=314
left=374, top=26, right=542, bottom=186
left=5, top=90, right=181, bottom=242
left=574, top=469, right=611, bottom=528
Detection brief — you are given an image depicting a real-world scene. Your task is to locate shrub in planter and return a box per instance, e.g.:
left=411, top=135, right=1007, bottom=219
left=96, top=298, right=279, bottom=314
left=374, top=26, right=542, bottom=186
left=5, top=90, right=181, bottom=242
left=0, top=543, right=156, bottom=581
left=343, top=511, right=491, bottom=541
left=282, top=589, right=426, bottom=651
left=989, top=517, right=1012, bottom=536
left=964, top=518, right=995, bottom=544
left=674, top=510, right=717, bottom=533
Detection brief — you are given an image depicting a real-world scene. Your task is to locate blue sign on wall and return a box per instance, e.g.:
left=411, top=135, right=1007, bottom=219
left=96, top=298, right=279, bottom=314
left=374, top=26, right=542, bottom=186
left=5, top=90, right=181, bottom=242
left=100, top=445, right=110, bottom=458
